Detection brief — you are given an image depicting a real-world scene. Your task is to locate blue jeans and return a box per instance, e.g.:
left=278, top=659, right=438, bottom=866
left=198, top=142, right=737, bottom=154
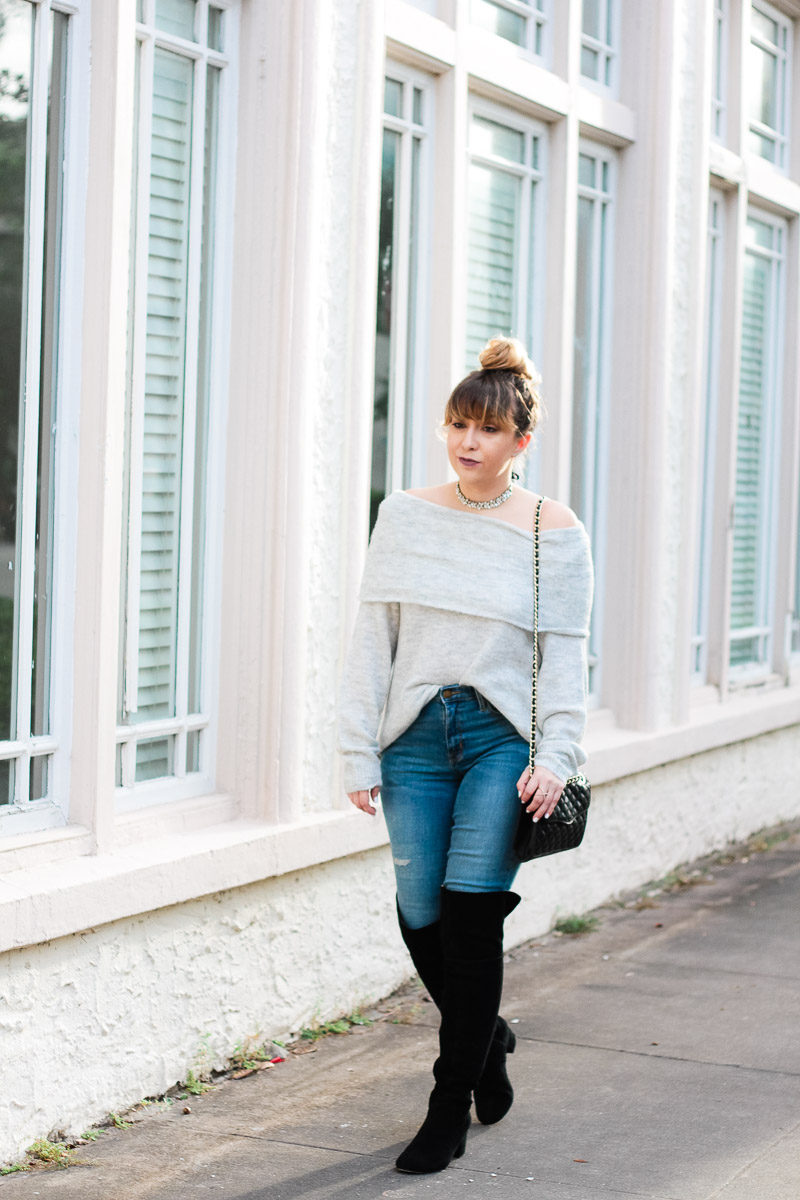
left=380, top=686, right=528, bottom=929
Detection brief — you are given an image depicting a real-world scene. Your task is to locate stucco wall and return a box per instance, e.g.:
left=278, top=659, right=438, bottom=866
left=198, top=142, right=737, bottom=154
left=2, top=725, right=798, bottom=1165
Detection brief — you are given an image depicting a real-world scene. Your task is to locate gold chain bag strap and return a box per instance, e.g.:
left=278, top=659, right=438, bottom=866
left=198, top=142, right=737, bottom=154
left=513, top=495, right=591, bottom=861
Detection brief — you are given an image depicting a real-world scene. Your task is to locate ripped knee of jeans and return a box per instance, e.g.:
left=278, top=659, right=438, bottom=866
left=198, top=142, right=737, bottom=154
left=393, top=856, right=411, bottom=867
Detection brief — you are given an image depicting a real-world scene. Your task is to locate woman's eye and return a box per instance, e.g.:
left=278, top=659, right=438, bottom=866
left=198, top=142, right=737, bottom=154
left=483, top=426, right=497, bottom=434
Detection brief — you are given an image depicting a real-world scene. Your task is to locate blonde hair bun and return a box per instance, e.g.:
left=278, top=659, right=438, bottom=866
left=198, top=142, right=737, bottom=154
left=479, top=336, right=539, bottom=385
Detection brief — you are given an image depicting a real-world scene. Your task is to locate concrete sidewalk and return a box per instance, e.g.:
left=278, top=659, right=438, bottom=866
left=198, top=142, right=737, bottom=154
left=4, top=827, right=799, bottom=1200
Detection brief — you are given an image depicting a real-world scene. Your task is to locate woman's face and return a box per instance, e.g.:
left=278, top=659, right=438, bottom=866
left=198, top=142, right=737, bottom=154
left=445, top=417, right=529, bottom=487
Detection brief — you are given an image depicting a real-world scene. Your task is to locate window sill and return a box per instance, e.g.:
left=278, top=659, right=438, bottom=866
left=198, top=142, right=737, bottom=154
left=0, top=808, right=391, bottom=954
left=585, top=681, right=800, bottom=784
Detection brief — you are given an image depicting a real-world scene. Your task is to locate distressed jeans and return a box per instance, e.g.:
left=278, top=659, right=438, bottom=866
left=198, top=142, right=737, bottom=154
left=379, top=686, right=529, bottom=929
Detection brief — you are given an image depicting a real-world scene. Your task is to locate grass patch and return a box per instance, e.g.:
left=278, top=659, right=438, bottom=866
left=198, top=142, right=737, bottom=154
left=554, top=914, right=600, bottom=936
left=299, top=1011, right=373, bottom=1042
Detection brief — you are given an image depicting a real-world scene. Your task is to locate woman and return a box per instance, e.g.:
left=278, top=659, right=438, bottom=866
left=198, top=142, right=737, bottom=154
left=339, top=337, right=593, bottom=1174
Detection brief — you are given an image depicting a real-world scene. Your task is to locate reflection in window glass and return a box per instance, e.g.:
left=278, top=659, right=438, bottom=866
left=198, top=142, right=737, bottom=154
left=0, top=0, right=67, bottom=811
left=371, top=74, right=430, bottom=530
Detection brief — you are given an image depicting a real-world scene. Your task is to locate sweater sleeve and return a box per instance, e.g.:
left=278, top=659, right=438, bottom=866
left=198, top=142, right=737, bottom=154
left=338, top=600, right=400, bottom=793
left=532, top=630, right=588, bottom=783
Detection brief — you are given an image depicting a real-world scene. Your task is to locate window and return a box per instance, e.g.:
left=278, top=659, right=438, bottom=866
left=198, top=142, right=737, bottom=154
left=572, top=144, right=614, bottom=699
left=118, top=0, right=234, bottom=800
left=692, top=192, right=725, bottom=683
left=748, top=1, right=791, bottom=169
left=465, top=106, right=544, bottom=371
left=729, top=213, right=785, bottom=675
left=471, top=0, right=549, bottom=58
left=581, top=0, right=616, bottom=89
left=0, top=0, right=75, bottom=831
left=371, top=68, right=431, bottom=529
left=712, top=0, right=728, bottom=141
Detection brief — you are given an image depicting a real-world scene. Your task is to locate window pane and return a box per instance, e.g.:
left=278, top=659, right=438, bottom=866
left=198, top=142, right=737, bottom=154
left=155, top=0, right=197, bottom=40
left=578, top=152, right=595, bottom=188
left=188, top=64, right=220, bottom=715
left=207, top=6, right=223, bottom=51
left=384, top=78, right=402, bottom=118
left=749, top=41, right=778, bottom=130
left=412, top=86, right=423, bottom=127
left=135, top=736, right=173, bottom=782
left=186, top=728, right=200, bottom=772
left=472, top=0, right=527, bottom=48
left=135, top=48, right=194, bottom=722
left=32, top=10, right=69, bottom=740
left=0, top=0, right=33, bottom=745
left=582, top=0, right=601, bottom=39
left=572, top=195, right=595, bottom=524
left=752, top=9, right=778, bottom=44
left=30, top=754, right=48, bottom=802
left=403, top=135, right=421, bottom=485
left=0, top=759, right=12, bottom=807
left=471, top=115, right=525, bottom=164
left=371, top=128, right=400, bottom=529
left=466, top=162, right=519, bottom=366
left=581, top=44, right=599, bottom=80
left=730, top=235, right=775, bottom=667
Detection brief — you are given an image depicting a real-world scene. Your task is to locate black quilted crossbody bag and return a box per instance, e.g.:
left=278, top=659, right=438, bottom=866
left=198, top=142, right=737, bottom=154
left=513, top=496, right=591, bottom=861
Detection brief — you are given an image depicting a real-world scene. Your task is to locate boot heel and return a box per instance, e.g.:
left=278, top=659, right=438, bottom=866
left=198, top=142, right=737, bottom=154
left=506, top=1028, right=516, bottom=1054
left=453, top=1131, right=468, bottom=1159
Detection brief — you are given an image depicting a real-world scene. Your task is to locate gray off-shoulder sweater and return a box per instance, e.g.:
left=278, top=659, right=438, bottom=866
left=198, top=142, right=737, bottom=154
left=338, top=491, right=594, bottom=793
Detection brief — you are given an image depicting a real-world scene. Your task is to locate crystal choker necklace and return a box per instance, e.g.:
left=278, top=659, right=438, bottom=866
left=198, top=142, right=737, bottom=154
left=456, top=480, right=513, bottom=510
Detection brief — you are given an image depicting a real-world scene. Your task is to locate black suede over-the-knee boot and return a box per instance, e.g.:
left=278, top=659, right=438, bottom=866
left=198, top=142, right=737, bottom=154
left=395, top=889, right=520, bottom=1174
left=396, top=897, right=519, bottom=1125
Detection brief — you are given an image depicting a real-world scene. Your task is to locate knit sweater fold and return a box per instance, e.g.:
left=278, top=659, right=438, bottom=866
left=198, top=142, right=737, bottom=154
left=338, top=491, right=594, bottom=793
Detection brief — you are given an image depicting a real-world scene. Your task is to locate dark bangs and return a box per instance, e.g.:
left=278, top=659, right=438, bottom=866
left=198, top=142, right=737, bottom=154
left=443, top=370, right=519, bottom=432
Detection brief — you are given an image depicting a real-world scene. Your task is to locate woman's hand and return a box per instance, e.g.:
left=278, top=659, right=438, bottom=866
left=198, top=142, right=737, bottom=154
left=348, top=786, right=381, bottom=816
left=516, top=764, right=564, bottom=822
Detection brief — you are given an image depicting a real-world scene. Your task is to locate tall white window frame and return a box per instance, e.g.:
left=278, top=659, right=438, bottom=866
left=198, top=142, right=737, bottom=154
left=692, top=190, right=725, bottom=684
left=748, top=0, right=792, bottom=171
left=0, top=0, right=86, bottom=838
left=580, top=0, right=617, bottom=92
left=572, top=141, right=614, bottom=702
left=471, top=0, right=550, bottom=61
left=370, top=64, right=433, bottom=530
left=118, top=0, right=237, bottom=807
left=728, top=211, right=785, bottom=677
left=712, top=0, right=728, bottom=142
left=465, top=100, right=546, bottom=374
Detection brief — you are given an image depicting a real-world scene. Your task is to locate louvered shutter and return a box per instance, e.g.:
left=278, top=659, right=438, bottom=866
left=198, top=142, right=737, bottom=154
left=466, top=162, right=519, bottom=368
left=730, top=250, right=769, bottom=666
left=136, top=48, right=194, bottom=722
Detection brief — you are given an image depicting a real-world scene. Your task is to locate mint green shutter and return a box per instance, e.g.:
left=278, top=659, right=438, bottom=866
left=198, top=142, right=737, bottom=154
left=137, top=48, right=194, bottom=722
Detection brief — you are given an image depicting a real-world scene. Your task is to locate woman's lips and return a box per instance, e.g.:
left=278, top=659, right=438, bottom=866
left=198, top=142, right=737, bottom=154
left=458, top=457, right=480, bottom=467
